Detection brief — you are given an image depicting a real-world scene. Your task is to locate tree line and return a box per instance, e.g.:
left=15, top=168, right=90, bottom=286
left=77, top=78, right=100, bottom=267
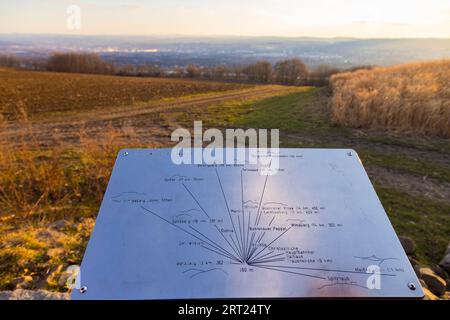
left=0, top=52, right=370, bottom=86
left=166, top=59, right=341, bottom=86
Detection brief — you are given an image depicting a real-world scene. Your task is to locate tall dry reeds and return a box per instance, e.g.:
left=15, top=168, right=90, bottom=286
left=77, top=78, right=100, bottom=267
left=329, top=60, right=450, bottom=138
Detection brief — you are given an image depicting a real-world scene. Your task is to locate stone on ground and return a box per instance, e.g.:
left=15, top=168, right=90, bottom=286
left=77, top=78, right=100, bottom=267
left=0, top=289, right=69, bottom=300
left=399, top=236, right=416, bottom=255
left=420, top=268, right=446, bottom=296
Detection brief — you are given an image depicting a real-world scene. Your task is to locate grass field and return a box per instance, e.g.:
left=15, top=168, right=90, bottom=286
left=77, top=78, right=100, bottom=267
left=0, top=68, right=251, bottom=120
left=0, top=68, right=449, bottom=292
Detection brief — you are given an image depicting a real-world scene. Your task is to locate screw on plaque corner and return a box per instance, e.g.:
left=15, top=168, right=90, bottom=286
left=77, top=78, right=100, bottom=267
left=124, top=151, right=129, bottom=156
left=347, top=151, right=352, bottom=156
left=407, top=282, right=416, bottom=291
left=79, top=286, right=88, bottom=294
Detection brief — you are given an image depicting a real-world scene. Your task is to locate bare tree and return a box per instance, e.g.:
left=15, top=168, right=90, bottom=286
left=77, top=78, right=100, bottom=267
left=212, top=65, right=227, bottom=80
left=47, top=52, right=114, bottom=74
left=0, top=55, right=20, bottom=68
left=231, top=66, right=245, bottom=81
left=308, top=64, right=340, bottom=86
left=274, top=58, right=308, bottom=85
left=243, top=60, right=272, bottom=83
left=186, top=64, right=200, bottom=78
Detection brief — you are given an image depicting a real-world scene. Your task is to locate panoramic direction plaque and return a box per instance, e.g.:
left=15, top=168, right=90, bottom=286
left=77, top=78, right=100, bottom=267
left=72, top=148, right=423, bottom=299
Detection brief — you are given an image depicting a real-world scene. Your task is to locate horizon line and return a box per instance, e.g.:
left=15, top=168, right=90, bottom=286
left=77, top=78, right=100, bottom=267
left=1, top=32, right=450, bottom=40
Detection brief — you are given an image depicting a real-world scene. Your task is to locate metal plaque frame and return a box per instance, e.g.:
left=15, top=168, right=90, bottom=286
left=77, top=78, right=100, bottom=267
left=72, top=148, right=423, bottom=299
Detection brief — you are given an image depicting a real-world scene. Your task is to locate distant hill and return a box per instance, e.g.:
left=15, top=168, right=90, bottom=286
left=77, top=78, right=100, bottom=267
left=0, top=34, right=449, bottom=68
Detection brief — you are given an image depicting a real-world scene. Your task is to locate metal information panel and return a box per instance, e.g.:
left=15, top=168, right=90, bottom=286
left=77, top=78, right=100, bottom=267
left=72, top=148, right=423, bottom=299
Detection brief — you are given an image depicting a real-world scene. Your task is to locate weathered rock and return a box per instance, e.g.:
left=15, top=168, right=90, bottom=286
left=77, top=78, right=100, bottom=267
left=413, top=265, right=421, bottom=278
left=432, top=265, right=449, bottom=280
left=0, top=291, right=13, bottom=300
left=58, top=265, right=80, bottom=288
left=399, top=236, right=416, bottom=255
left=442, top=292, right=450, bottom=300
left=439, top=253, right=450, bottom=274
left=422, top=287, right=439, bottom=300
left=0, top=289, right=69, bottom=300
left=419, top=279, right=428, bottom=289
left=446, top=279, right=450, bottom=291
left=409, top=257, right=419, bottom=267
left=420, top=268, right=446, bottom=296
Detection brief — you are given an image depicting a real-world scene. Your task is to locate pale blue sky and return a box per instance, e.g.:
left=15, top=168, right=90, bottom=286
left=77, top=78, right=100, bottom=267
left=1, top=0, right=450, bottom=37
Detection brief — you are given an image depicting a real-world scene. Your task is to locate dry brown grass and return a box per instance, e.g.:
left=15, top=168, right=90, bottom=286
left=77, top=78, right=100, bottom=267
left=0, top=121, right=145, bottom=220
left=329, top=60, right=450, bottom=138
left=0, top=104, right=151, bottom=290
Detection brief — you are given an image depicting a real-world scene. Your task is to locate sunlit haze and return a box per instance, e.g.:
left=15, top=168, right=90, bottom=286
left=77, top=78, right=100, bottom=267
left=1, top=0, right=450, bottom=38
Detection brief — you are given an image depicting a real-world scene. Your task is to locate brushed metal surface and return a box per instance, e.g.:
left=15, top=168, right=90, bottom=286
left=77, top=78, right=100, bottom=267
left=72, top=148, right=423, bottom=299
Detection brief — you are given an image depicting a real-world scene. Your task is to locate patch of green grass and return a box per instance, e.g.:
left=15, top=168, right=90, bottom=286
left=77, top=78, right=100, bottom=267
left=361, top=151, right=450, bottom=183
left=173, top=87, right=350, bottom=149
left=366, top=134, right=450, bottom=155
left=235, top=87, right=349, bottom=137
left=375, top=184, right=450, bottom=265
left=173, top=86, right=310, bottom=129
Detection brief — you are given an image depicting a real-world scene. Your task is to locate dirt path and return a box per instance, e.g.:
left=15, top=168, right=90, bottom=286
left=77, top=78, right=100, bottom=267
left=3, top=84, right=449, bottom=205
left=0, top=86, right=294, bottom=147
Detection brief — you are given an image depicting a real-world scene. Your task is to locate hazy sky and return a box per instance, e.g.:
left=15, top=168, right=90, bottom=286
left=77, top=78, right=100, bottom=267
left=1, top=0, right=450, bottom=38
